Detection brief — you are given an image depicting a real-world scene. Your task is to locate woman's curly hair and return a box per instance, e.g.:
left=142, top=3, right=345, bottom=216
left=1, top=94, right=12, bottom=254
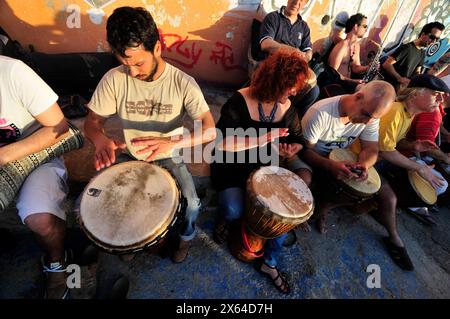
left=249, top=48, right=309, bottom=103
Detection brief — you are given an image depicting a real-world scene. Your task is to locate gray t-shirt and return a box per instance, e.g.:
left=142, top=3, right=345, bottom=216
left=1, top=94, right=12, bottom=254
left=301, top=95, right=379, bottom=156
left=88, top=62, right=210, bottom=161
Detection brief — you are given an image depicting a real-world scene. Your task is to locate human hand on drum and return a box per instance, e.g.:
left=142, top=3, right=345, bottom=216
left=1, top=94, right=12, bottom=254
left=93, top=136, right=127, bottom=171
left=413, top=139, right=439, bottom=153
left=279, top=143, right=303, bottom=159
left=417, top=164, right=447, bottom=189
left=349, top=163, right=369, bottom=182
left=258, top=128, right=289, bottom=147
left=329, top=160, right=360, bottom=180
left=131, top=136, right=176, bottom=162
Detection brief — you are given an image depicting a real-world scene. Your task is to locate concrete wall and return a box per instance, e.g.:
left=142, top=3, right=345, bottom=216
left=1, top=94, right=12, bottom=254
left=0, top=0, right=448, bottom=86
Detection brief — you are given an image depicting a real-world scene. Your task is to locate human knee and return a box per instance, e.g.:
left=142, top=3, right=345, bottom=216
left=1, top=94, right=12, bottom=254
left=25, top=213, right=63, bottom=238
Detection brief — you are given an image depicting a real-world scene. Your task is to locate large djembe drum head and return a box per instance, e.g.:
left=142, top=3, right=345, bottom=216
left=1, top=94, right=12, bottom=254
left=80, top=161, right=181, bottom=254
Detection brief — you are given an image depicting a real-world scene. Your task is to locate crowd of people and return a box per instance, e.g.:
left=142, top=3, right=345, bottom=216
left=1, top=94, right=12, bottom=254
left=1, top=0, right=449, bottom=298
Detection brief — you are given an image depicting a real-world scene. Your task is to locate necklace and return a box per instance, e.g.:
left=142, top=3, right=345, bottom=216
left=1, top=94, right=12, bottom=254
left=258, top=100, right=278, bottom=122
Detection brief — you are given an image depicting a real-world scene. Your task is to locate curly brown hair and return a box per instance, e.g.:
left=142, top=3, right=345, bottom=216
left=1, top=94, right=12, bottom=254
left=249, top=48, right=309, bottom=103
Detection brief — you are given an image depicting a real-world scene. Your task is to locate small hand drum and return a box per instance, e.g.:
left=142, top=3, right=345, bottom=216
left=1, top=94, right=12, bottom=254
left=407, top=170, right=437, bottom=205
left=329, top=148, right=381, bottom=200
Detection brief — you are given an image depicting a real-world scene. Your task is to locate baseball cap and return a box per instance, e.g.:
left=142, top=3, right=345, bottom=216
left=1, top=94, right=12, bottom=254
left=408, top=74, right=450, bottom=93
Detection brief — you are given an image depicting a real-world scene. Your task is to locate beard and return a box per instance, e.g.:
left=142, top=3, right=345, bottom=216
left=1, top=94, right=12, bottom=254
left=142, top=59, right=159, bottom=82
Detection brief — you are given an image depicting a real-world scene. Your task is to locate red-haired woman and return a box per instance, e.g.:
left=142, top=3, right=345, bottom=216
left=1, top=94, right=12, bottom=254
left=210, top=48, right=312, bottom=294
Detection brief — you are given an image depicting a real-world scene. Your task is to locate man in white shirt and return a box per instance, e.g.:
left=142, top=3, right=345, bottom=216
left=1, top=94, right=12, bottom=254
left=301, top=81, right=415, bottom=271
left=0, top=55, right=71, bottom=298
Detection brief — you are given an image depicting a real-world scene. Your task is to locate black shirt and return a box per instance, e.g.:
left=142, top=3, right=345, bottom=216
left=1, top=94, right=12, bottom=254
left=259, top=6, right=312, bottom=60
left=210, top=92, right=303, bottom=192
left=382, top=42, right=425, bottom=85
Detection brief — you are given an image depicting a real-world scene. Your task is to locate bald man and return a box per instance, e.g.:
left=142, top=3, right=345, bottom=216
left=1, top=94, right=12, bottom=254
left=300, top=81, right=414, bottom=271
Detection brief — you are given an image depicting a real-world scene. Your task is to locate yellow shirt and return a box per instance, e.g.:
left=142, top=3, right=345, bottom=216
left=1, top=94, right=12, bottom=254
left=378, top=101, right=413, bottom=152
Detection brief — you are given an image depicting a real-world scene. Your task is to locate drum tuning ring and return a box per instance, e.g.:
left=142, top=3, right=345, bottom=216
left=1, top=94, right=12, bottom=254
left=87, top=188, right=102, bottom=197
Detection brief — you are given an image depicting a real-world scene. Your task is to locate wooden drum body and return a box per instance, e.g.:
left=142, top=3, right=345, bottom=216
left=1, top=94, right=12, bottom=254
left=245, top=166, right=314, bottom=239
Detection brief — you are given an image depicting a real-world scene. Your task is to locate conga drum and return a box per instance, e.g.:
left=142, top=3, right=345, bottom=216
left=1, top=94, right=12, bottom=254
left=79, top=161, right=185, bottom=254
left=328, top=148, right=381, bottom=203
left=245, top=166, right=314, bottom=239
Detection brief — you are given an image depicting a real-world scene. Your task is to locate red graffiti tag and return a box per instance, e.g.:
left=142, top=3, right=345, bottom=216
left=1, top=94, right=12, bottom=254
left=210, top=41, right=245, bottom=71
left=159, top=29, right=202, bottom=69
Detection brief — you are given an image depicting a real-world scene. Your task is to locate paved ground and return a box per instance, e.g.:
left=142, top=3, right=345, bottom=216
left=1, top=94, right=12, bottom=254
left=0, top=85, right=449, bottom=299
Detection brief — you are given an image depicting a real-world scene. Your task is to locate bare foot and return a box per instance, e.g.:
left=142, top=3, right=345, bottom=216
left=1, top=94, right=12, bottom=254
left=298, top=222, right=311, bottom=232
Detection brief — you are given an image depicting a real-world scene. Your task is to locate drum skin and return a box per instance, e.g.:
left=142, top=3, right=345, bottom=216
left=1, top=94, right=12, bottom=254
left=79, top=161, right=181, bottom=254
left=328, top=148, right=381, bottom=198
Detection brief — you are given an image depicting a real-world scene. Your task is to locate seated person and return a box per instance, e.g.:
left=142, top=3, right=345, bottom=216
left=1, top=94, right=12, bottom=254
left=401, top=101, right=449, bottom=222
left=211, top=49, right=313, bottom=294
left=84, top=7, right=216, bottom=263
left=301, top=81, right=416, bottom=271
left=0, top=55, right=71, bottom=298
left=377, top=75, right=449, bottom=224
left=259, top=0, right=319, bottom=117
left=311, top=12, right=348, bottom=75
left=320, top=13, right=370, bottom=95
left=382, top=22, right=445, bottom=91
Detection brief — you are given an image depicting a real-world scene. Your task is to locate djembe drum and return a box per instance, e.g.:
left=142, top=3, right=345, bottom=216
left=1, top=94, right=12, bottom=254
left=79, top=161, right=185, bottom=254
left=229, top=166, right=314, bottom=263
left=0, top=123, right=84, bottom=211
left=328, top=148, right=381, bottom=204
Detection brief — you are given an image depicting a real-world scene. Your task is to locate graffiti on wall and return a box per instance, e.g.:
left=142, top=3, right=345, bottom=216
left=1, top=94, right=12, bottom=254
left=159, top=30, right=203, bottom=69
left=1, top=0, right=449, bottom=85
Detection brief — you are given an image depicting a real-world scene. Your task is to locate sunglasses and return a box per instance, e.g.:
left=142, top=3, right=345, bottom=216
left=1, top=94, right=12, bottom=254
left=360, top=24, right=368, bottom=29
left=428, top=34, right=440, bottom=41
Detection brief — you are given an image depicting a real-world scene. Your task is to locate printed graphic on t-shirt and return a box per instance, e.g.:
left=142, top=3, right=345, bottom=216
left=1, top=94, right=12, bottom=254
left=125, top=99, right=173, bottom=116
left=323, top=136, right=357, bottom=149
left=0, top=123, right=20, bottom=147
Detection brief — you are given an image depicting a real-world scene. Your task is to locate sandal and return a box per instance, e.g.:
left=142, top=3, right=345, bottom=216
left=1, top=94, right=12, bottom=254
left=382, top=237, right=414, bottom=271
left=255, top=259, right=291, bottom=294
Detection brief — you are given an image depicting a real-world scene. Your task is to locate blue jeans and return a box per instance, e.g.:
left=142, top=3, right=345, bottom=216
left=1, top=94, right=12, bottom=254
left=154, top=156, right=201, bottom=241
left=218, top=187, right=287, bottom=267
